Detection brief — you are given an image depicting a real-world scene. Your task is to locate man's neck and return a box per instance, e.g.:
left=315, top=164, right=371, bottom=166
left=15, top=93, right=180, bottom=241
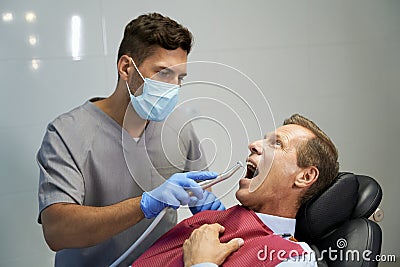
left=255, top=196, right=299, bottom=219
left=94, top=83, right=148, bottom=138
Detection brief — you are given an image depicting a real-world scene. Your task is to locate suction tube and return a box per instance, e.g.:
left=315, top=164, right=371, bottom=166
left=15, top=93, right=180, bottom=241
left=109, top=208, right=167, bottom=267
left=109, top=161, right=243, bottom=267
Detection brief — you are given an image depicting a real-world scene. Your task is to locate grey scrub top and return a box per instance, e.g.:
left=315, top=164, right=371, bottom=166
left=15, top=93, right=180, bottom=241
left=37, top=99, right=208, bottom=266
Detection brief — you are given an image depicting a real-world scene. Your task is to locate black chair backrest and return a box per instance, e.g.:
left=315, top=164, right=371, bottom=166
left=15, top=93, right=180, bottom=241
left=295, top=172, right=383, bottom=267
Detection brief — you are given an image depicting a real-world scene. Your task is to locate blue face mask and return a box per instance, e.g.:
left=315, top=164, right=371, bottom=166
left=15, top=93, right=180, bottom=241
left=126, top=58, right=180, bottom=122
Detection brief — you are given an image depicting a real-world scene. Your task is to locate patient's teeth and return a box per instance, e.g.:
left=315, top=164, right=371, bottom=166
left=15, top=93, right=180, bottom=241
left=246, top=162, right=256, bottom=169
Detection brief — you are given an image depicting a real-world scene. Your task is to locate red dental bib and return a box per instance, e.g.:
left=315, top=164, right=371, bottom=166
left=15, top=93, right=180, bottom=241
left=132, top=205, right=305, bottom=266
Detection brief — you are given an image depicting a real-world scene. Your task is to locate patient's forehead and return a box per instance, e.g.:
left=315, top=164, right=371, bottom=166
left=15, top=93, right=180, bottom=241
left=264, top=124, right=315, bottom=142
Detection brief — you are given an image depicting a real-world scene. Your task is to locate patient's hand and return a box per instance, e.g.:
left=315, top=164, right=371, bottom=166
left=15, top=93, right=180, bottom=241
left=183, top=223, right=244, bottom=267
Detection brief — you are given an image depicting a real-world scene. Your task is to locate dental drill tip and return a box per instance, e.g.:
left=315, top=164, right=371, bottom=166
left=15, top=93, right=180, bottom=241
left=196, top=161, right=244, bottom=191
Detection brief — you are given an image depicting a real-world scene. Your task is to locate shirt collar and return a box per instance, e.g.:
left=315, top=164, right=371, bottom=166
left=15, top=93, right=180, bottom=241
left=255, top=212, right=296, bottom=236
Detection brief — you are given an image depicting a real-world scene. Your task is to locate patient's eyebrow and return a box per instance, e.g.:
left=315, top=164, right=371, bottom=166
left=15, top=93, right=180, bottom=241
left=263, top=133, right=288, bottom=146
left=263, top=132, right=280, bottom=139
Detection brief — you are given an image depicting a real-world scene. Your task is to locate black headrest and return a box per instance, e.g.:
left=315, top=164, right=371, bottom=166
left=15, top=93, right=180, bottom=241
left=295, top=172, right=359, bottom=241
left=352, top=175, right=382, bottom=219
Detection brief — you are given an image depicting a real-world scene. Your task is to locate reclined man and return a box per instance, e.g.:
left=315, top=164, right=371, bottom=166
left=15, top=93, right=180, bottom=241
left=132, top=113, right=339, bottom=266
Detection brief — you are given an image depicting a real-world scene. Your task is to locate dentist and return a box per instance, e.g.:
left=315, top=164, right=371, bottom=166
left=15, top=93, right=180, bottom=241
left=37, top=13, right=223, bottom=266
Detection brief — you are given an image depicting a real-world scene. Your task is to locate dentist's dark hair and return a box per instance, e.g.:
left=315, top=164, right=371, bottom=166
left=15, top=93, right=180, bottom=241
left=283, top=114, right=339, bottom=206
left=117, top=12, right=193, bottom=67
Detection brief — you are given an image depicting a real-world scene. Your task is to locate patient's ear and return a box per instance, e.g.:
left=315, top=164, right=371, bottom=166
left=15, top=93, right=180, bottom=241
left=295, top=166, right=319, bottom=188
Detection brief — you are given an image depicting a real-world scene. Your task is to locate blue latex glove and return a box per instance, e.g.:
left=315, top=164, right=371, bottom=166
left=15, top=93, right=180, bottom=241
left=140, top=171, right=218, bottom=218
left=189, top=190, right=226, bottom=215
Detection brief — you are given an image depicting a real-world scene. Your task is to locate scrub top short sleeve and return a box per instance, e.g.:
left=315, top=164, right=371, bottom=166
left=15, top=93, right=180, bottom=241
left=37, top=121, right=85, bottom=222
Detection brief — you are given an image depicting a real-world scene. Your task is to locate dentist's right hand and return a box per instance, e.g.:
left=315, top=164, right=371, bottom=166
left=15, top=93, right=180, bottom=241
left=140, top=171, right=218, bottom=219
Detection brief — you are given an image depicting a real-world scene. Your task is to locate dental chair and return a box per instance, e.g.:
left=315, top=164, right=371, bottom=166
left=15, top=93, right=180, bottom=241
left=295, top=172, right=383, bottom=267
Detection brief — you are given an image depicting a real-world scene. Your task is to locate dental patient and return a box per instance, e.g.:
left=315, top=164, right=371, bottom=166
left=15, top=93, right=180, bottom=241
left=132, top=114, right=339, bottom=267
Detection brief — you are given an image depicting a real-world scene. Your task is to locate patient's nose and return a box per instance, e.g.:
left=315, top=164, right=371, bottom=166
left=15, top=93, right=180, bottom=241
left=248, top=140, right=263, bottom=155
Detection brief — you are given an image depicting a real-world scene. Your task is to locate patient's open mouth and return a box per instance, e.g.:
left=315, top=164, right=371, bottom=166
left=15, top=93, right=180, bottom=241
left=246, top=161, right=259, bottom=179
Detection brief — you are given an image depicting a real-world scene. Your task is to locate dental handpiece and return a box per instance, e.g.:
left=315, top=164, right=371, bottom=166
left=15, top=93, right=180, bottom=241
left=197, top=161, right=244, bottom=190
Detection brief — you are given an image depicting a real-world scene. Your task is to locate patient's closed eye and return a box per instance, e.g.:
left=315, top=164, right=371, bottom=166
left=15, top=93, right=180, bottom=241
left=268, top=138, right=282, bottom=148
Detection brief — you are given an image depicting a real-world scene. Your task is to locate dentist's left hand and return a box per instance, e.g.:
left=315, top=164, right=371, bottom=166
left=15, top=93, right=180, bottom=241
left=189, top=190, right=225, bottom=215
left=140, top=171, right=218, bottom=219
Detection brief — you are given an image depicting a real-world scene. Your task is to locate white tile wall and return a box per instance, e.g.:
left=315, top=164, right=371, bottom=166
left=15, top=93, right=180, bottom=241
left=0, top=0, right=399, bottom=265
left=0, top=0, right=105, bottom=60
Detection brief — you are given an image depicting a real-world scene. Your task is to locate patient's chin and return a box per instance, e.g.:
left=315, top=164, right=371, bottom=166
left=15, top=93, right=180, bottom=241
left=235, top=183, right=252, bottom=203
left=235, top=189, right=255, bottom=209
left=235, top=189, right=245, bottom=203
